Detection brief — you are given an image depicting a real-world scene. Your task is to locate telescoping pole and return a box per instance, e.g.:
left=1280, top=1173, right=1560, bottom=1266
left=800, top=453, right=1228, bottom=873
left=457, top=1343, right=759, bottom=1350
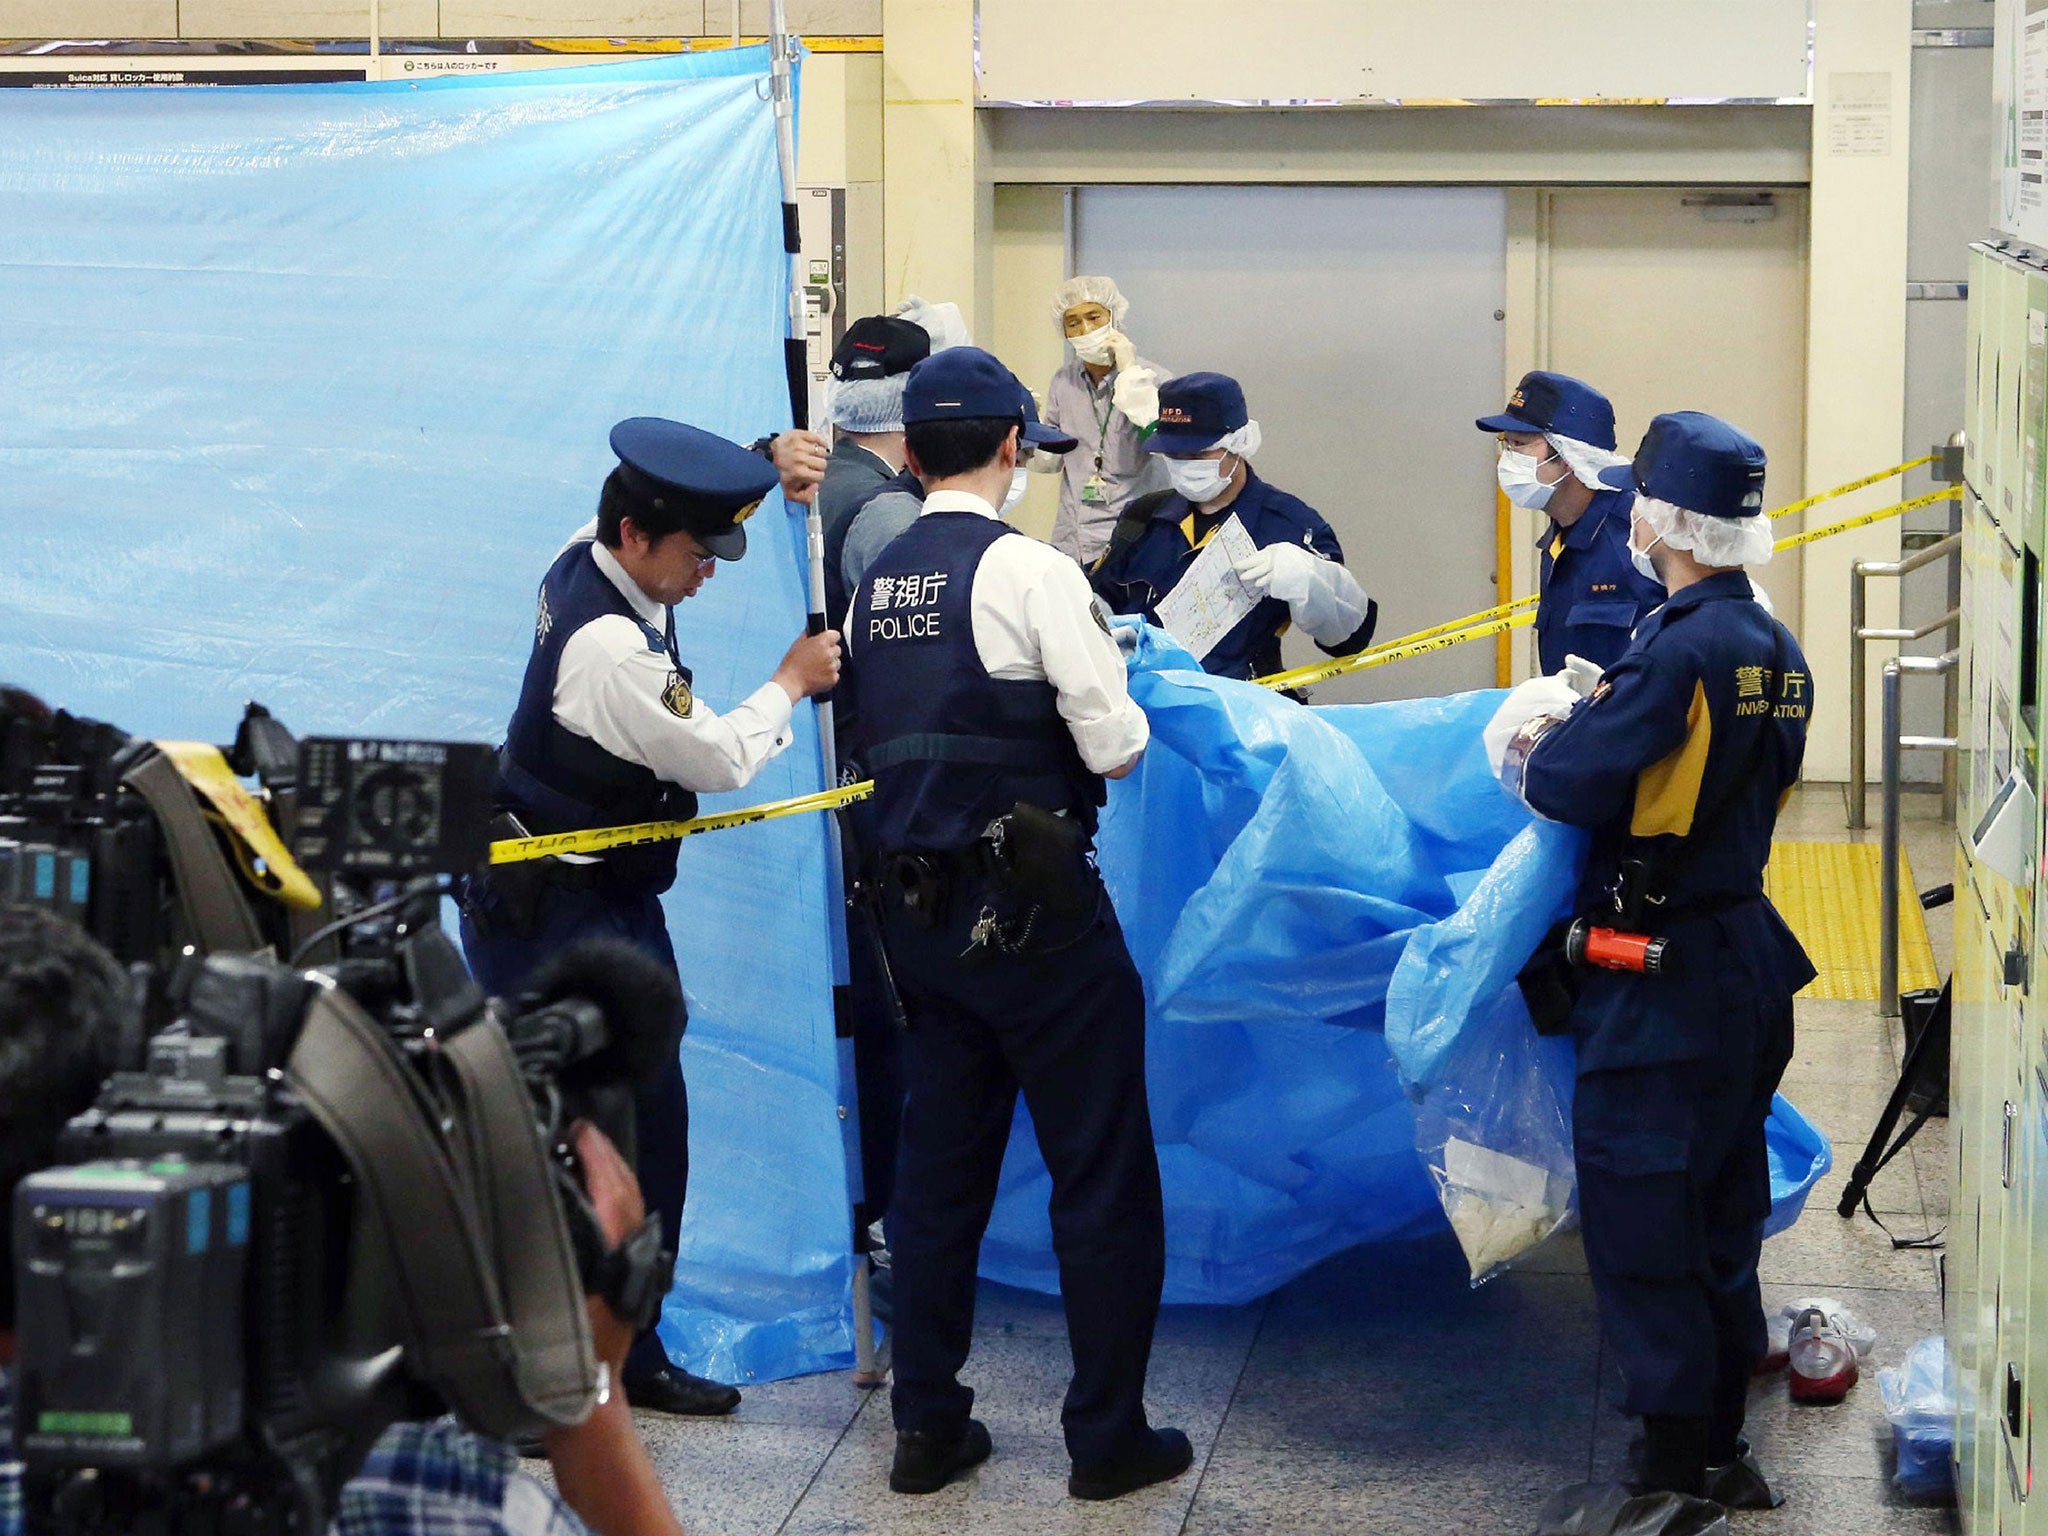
left=766, top=2, right=882, bottom=1386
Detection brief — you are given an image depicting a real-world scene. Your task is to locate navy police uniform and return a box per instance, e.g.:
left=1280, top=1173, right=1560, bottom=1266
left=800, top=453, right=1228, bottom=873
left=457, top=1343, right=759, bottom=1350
left=843, top=348, right=1186, bottom=1497
left=462, top=416, right=786, bottom=1415
left=1508, top=413, right=1814, bottom=1497
left=1091, top=373, right=1375, bottom=682
left=1478, top=370, right=1665, bottom=674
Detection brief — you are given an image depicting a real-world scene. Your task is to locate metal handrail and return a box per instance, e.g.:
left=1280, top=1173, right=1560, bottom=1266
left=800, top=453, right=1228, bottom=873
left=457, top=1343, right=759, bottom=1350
left=1850, top=531, right=1962, bottom=829
left=1880, top=650, right=1960, bottom=1017
left=1858, top=607, right=1961, bottom=643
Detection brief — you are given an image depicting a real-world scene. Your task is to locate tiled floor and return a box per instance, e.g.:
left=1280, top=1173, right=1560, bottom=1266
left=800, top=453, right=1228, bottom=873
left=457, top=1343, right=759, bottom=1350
left=611, top=786, right=1961, bottom=1535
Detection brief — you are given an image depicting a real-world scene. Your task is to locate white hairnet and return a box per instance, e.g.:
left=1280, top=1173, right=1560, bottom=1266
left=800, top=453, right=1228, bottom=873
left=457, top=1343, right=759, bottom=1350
left=825, top=374, right=908, bottom=435
left=1547, top=433, right=1631, bottom=491
left=1637, top=495, right=1776, bottom=568
left=894, top=294, right=971, bottom=352
left=1054, top=275, right=1129, bottom=330
left=1218, top=420, right=1263, bottom=460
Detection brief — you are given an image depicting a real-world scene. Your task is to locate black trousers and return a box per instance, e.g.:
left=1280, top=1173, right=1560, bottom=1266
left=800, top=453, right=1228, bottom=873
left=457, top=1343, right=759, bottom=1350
left=460, top=879, right=689, bottom=1382
left=881, top=876, right=1165, bottom=1469
left=1573, top=997, right=1793, bottom=1441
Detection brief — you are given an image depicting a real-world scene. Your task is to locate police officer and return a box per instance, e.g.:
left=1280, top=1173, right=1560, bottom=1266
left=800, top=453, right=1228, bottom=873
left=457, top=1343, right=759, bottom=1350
left=1487, top=412, right=1815, bottom=1512
left=1477, top=370, right=1666, bottom=675
left=819, top=314, right=933, bottom=623
left=1091, top=372, right=1375, bottom=683
left=840, top=347, right=1190, bottom=1502
left=461, top=417, right=842, bottom=1418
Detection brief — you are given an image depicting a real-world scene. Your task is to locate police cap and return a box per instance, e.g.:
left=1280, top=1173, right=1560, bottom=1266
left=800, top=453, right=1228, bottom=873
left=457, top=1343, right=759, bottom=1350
left=1475, top=371, right=1618, bottom=451
left=1598, top=411, right=1768, bottom=519
left=1144, top=372, right=1248, bottom=455
left=903, top=347, right=1077, bottom=449
left=608, top=416, right=780, bottom=562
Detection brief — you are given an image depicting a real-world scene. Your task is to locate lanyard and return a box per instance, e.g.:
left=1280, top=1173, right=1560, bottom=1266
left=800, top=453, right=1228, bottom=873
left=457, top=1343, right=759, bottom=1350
left=1090, top=374, right=1116, bottom=473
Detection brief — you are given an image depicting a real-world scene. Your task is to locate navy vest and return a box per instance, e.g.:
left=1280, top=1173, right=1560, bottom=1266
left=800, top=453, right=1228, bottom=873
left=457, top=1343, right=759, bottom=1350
left=848, top=511, right=1102, bottom=853
left=499, top=539, right=697, bottom=893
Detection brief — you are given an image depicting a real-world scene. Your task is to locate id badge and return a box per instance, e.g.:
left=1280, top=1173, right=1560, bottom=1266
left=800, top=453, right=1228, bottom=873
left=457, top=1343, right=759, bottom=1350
left=1081, top=473, right=1108, bottom=505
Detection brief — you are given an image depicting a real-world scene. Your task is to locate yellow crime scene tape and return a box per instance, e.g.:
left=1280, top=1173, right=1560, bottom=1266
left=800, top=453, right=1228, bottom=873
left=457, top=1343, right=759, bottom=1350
left=1254, top=469, right=1957, bottom=692
left=489, top=781, right=873, bottom=865
left=1768, top=484, right=1960, bottom=553
left=494, top=466, right=1959, bottom=857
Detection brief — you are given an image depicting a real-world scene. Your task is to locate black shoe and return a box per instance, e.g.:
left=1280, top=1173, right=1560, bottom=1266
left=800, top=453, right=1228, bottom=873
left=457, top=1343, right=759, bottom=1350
left=1068, top=1427, right=1195, bottom=1501
left=889, top=1418, right=992, bottom=1494
left=1704, top=1440, right=1784, bottom=1510
left=623, top=1365, right=742, bottom=1417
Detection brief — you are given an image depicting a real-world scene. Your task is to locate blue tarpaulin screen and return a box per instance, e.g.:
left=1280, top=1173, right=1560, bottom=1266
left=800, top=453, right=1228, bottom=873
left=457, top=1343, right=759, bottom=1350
left=981, top=627, right=1830, bottom=1303
left=0, top=50, right=859, bottom=1383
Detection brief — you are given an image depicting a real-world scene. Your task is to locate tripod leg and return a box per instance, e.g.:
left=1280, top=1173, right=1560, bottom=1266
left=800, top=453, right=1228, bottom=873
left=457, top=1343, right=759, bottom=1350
left=1837, top=978, right=1951, bottom=1217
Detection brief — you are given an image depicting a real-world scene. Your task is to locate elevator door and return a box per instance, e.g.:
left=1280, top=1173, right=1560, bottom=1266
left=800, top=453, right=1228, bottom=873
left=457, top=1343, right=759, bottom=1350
left=1075, top=185, right=1508, bottom=702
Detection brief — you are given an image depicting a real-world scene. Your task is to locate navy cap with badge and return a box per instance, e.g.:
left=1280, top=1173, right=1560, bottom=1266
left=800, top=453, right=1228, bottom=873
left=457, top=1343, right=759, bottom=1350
left=1475, top=370, right=1619, bottom=452
left=903, top=346, right=1078, bottom=450
left=1597, top=411, right=1768, bottom=519
left=1143, top=372, right=1247, bottom=456
left=829, top=315, right=932, bottom=381
left=608, top=416, right=781, bottom=562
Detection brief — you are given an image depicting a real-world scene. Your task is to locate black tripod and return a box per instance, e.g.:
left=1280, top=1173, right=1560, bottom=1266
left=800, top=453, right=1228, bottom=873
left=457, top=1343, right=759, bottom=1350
left=1835, top=882, right=1952, bottom=1243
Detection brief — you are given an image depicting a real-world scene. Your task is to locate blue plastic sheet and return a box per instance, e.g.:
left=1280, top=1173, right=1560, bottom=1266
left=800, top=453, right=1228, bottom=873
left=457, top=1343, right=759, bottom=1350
left=982, top=626, right=1831, bottom=1302
left=0, top=52, right=857, bottom=1383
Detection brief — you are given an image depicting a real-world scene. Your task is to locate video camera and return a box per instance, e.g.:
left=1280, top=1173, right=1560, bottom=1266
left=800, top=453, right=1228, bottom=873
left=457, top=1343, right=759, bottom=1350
left=9, top=707, right=682, bottom=1535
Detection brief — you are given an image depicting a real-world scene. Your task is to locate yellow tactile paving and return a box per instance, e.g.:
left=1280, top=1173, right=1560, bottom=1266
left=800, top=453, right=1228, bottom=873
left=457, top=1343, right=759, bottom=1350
left=1763, top=841, right=1942, bottom=1001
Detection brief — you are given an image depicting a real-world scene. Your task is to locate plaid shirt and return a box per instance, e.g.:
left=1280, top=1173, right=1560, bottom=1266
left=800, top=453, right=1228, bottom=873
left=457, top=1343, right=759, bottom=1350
left=336, top=1419, right=591, bottom=1536
left=0, top=1378, right=581, bottom=1536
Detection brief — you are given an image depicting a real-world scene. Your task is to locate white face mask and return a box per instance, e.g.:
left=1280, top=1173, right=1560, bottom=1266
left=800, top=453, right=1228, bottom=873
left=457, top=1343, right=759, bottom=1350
left=1497, top=447, right=1558, bottom=512
left=1002, top=464, right=1030, bottom=515
left=1070, top=324, right=1118, bottom=366
left=1165, top=453, right=1234, bottom=505
left=1628, top=512, right=1665, bottom=583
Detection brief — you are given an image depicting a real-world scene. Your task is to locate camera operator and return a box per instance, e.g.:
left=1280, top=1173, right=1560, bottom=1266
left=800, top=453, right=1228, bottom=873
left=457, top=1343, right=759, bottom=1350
left=0, top=903, right=686, bottom=1536
left=336, top=1117, right=685, bottom=1536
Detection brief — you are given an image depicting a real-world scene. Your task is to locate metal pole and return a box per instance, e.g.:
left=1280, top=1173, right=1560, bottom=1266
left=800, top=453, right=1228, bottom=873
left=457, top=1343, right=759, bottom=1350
left=1880, top=657, right=1903, bottom=1020
left=1849, top=565, right=1868, bottom=829
left=766, top=3, right=880, bottom=1387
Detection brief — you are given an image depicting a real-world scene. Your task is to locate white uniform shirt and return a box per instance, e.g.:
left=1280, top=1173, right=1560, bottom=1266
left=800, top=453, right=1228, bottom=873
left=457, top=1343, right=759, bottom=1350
left=843, top=490, right=1150, bottom=776
left=551, top=521, right=794, bottom=793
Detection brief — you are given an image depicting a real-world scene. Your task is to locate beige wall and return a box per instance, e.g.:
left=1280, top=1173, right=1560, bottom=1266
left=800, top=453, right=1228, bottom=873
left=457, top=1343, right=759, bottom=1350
left=989, top=185, right=1065, bottom=542
left=1800, top=0, right=1913, bottom=784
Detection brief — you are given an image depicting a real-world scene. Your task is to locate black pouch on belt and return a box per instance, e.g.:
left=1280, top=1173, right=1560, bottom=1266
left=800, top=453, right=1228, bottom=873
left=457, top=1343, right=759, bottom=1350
left=1516, top=918, right=1581, bottom=1037
left=467, top=812, right=548, bottom=939
left=985, top=801, right=1094, bottom=919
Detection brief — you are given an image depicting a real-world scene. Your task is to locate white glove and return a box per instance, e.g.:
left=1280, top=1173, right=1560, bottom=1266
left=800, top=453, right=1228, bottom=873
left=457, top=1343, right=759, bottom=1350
left=1483, top=674, right=1582, bottom=782
left=1560, top=653, right=1604, bottom=699
left=1105, top=609, right=1144, bottom=658
left=1236, top=540, right=1370, bottom=649
left=1234, top=540, right=1318, bottom=603
left=1110, top=361, right=1160, bottom=428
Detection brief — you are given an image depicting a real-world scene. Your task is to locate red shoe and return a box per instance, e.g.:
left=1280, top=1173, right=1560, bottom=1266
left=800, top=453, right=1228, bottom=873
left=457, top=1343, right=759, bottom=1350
left=1788, top=1305, right=1859, bottom=1404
